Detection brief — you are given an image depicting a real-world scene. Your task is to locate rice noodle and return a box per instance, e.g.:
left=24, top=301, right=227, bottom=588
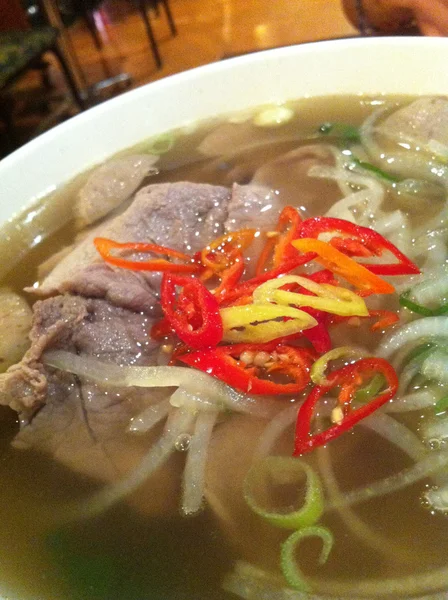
left=397, top=359, right=424, bottom=396
left=326, top=450, right=448, bottom=513
left=421, top=350, right=448, bottom=385
left=422, top=237, right=448, bottom=271
left=373, top=209, right=407, bottom=235
left=425, top=484, right=448, bottom=513
left=223, top=558, right=448, bottom=599
left=392, top=273, right=426, bottom=295
left=421, top=414, right=448, bottom=447
left=182, top=409, right=219, bottom=515
left=308, top=164, right=384, bottom=224
left=415, top=205, right=448, bottom=241
left=316, top=443, right=411, bottom=567
left=254, top=403, right=298, bottom=461
left=44, top=350, right=279, bottom=418
left=409, top=268, right=448, bottom=306
left=128, top=398, right=171, bottom=433
left=377, top=318, right=448, bottom=360
left=362, top=412, right=427, bottom=462
left=169, top=386, right=218, bottom=413
left=383, top=389, right=437, bottom=413
left=373, top=210, right=411, bottom=255
left=360, top=108, right=448, bottom=189
left=330, top=146, right=356, bottom=198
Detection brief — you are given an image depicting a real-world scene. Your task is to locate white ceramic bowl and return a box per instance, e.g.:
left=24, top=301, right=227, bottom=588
left=2, top=36, right=448, bottom=225
left=2, top=36, right=448, bottom=600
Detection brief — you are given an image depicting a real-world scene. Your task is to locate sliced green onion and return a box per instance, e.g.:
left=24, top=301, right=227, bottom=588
left=378, top=317, right=448, bottom=360
left=400, top=290, right=448, bottom=317
left=403, top=342, right=437, bottom=366
left=310, top=346, right=367, bottom=386
left=243, top=456, right=324, bottom=530
left=351, top=157, right=399, bottom=183
left=355, top=373, right=386, bottom=403
left=317, top=122, right=360, bottom=143
left=435, top=395, right=448, bottom=414
left=146, top=133, right=175, bottom=155
left=280, top=526, right=334, bottom=592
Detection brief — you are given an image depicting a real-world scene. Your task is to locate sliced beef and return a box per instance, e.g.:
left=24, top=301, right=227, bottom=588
left=225, top=184, right=281, bottom=232
left=36, top=182, right=231, bottom=309
left=12, top=372, right=181, bottom=518
left=197, top=120, right=289, bottom=158
left=0, top=295, right=158, bottom=414
left=34, top=182, right=280, bottom=314
left=75, top=154, right=159, bottom=227
left=3, top=180, right=285, bottom=521
left=377, top=97, right=448, bottom=150
left=60, top=264, right=162, bottom=317
left=252, top=144, right=339, bottom=215
left=1, top=294, right=182, bottom=517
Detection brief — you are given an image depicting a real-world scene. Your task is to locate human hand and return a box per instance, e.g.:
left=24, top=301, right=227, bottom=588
left=342, top=0, right=448, bottom=36
left=385, top=0, right=448, bottom=36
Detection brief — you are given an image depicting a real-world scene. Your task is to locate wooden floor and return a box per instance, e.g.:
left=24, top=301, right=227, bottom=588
left=2, top=0, right=357, bottom=154
left=72, top=0, right=357, bottom=89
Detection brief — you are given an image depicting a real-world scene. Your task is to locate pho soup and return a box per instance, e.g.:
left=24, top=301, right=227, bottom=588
left=2, top=95, right=448, bottom=599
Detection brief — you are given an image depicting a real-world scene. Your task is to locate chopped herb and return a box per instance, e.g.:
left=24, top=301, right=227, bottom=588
left=318, top=122, right=360, bottom=143
left=147, top=133, right=175, bottom=155
left=435, top=395, right=448, bottom=414
left=351, top=157, right=399, bottom=183
left=355, top=373, right=386, bottom=403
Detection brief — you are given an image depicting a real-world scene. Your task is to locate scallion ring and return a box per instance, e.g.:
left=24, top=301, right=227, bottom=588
left=243, top=456, right=324, bottom=530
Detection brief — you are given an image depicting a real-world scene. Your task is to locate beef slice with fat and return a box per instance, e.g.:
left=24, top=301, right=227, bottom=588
left=34, top=182, right=281, bottom=314
left=4, top=295, right=182, bottom=517
left=3, top=181, right=285, bottom=520
left=0, top=295, right=158, bottom=414
left=252, top=144, right=339, bottom=215
left=75, top=154, right=159, bottom=227
left=376, top=97, right=448, bottom=150
left=36, top=182, right=231, bottom=308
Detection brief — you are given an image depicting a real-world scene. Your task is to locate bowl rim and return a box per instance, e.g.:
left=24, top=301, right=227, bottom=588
left=2, top=35, right=448, bottom=599
left=2, top=35, right=448, bottom=222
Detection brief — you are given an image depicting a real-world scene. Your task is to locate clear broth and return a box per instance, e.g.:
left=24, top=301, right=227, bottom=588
left=0, top=95, right=447, bottom=600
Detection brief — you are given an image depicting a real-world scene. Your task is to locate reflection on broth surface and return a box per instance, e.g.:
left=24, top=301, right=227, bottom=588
left=2, top=95, right=448, bottom=599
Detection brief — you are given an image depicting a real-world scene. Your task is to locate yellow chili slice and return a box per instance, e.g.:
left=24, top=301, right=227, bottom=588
left=310, top=346, right=368, bottom=385
left=252, top=274, right=368, bottom=317
left=292, top=238, right=395, bottom=296
left=220, top=304, right=317, bottom=344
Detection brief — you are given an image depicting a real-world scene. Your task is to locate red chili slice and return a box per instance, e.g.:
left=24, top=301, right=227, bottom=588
left=293, top=357, right=398, bottom=455
left=160, top=274, right=223, bottom=349
left=94, top=238, right=198, bottom=273
left=179, top=342, right=316, bottom=395
left=296, top=216, right=420, bottom=276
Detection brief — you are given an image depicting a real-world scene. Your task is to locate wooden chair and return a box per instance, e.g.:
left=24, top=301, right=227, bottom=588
left=76, top=0, right=177, bottom=69
left=0, top=0, right=84, bottom=152
left=137, top=0, right=177, bottom=69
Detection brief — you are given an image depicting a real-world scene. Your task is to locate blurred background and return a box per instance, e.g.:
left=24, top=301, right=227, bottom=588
left=0, top=0, right=357, bottom=158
